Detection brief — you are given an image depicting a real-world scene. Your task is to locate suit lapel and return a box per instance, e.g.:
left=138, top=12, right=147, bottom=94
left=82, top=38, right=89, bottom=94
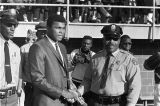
left=44, top=38, right=68, bottom=76
left=44, top=38, right=64, bottom=67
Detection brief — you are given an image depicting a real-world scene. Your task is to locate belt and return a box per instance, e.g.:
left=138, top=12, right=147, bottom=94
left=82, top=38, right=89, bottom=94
left=0, top=86, right=16, bottom=99
left=90, top=91, right=127, bottom=104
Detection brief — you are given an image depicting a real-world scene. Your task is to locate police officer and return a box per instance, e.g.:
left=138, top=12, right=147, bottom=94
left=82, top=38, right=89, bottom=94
left=0, top=9, right=23, bottom=106
left=35, top=21, right=47, bottom=40
left=76, top=24, right=141, bottom=106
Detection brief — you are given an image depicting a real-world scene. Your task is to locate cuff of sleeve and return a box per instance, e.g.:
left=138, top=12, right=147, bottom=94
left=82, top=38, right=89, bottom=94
left=126, top=103, right=136, bottom=106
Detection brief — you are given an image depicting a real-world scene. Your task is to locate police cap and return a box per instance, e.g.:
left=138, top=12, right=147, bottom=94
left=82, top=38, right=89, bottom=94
left=0, top=9, right=18, bottom=26
left=101, top=24, right=123, bottom=38
left=35, top=21, right=47, bottom=31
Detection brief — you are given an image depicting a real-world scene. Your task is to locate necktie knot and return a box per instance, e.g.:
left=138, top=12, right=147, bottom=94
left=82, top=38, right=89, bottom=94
left=5, top=41, right=8, bottom=45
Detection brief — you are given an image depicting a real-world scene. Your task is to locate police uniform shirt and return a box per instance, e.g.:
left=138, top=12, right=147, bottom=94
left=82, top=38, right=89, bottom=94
left=0, top=33, right=21, bottom=89
left=81, top=49, right=141, bottom=105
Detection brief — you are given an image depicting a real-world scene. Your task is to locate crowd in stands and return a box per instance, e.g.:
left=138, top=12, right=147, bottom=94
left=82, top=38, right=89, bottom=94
left=0, top=0, right=160, bottom=24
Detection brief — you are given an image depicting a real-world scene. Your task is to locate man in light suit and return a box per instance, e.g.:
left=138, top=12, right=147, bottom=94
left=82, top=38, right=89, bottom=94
left=28, top=14, right=77, bottom=106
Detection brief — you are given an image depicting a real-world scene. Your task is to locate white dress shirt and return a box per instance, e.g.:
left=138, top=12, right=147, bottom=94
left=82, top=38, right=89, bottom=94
left=0, top=33, right=21, bottom=89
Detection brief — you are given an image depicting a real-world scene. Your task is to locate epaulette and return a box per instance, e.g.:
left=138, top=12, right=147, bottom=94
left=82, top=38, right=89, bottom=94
left=119, top=49, right=129, bottom=54
left=119, top=49, right=133, bottom=56
left=119, top=49, right=136, bottom=62
left=119, top=49, right=138, bottom=65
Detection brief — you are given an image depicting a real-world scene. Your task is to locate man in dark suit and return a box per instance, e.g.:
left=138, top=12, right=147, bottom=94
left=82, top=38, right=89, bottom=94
left=28, top=14, right=77, bottom=106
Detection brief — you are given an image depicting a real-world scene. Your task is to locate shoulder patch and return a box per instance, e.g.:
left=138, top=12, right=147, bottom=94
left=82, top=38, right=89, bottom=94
left=132, top=58, right=138, bottom=65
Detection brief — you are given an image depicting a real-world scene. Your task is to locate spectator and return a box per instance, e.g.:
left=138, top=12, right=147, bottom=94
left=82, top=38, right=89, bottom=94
left=70, top=35, right=95, bottom=88
left=20, top=29, right=37, bottom=106
left=144, top=52, right=160, bottom=106
left=69, top=35, right=95, bottom=105
left=102, top=0, right=123, bottom=23
left=91, top=0, right=112, bottom=23
left=70, top=0, right=112, bottom=23
left=49, top=0, right=67, bottom=19
left=156, top=0, right=160, bottom=24
left=2, top=0, right=26, bottom=21
left=32, top=0, right=49, bottom=21
left=120, top=35, right=132, bottom=52
left=0, top=9, right=23, bottom=106
left=70, top=0, right=90, bottom=23
left=142, top=0, right=159, bottom=24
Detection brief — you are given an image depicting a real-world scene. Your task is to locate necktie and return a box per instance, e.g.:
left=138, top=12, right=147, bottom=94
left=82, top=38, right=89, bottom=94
left=55, top=43, right=63, bottom=63
left=100, top=54, right=111, bottom=88
left=4, top=41, right=12, bottom=84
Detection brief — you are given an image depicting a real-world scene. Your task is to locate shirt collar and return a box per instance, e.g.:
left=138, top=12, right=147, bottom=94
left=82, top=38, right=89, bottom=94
left=111, top=49, right=120, bottom=57
left=46, top=35, right=57, bottom=45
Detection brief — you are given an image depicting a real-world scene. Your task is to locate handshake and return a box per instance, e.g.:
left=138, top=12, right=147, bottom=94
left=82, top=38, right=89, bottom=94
left=61, top=89, right=86, bottom=105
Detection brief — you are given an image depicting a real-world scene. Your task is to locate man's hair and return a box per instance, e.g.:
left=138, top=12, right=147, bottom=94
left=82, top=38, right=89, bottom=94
left=82, top=35, right=93, bottom=41
left=47, top=14, right=66, bottom=28
left=120, top=35, right=131, bottom=41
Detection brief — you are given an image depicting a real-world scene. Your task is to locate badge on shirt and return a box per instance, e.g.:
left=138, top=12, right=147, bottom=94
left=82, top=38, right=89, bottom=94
left=116, top=60, right=120, bottom=65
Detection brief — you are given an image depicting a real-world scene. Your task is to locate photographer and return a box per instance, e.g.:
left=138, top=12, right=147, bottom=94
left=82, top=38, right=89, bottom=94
left=69, top=35, right=95, bottom=106
left=70, top=35, right=95, bottom=88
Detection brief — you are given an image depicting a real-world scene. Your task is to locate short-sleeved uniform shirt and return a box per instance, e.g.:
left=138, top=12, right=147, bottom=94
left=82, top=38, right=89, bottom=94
left=0, top=33, right=21, bottom=89
left=81, top=49, right=141, bottom=105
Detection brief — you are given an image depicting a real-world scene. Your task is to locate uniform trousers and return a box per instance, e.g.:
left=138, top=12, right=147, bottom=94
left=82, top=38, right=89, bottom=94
left=154, top=84, right=160, bottom=106
left=0, top=94, right=18, bottom=106
left=87, top=97, right=126, bottom=106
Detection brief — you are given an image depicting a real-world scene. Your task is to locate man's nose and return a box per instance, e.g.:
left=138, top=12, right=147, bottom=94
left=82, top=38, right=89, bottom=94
left=10, top=25, right=15, bottom=30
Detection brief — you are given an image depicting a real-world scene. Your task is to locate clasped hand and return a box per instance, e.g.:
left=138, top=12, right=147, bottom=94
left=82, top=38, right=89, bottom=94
left=62, top=89, right=79, bottom=100
left=62, top=89, right=85, bottom=104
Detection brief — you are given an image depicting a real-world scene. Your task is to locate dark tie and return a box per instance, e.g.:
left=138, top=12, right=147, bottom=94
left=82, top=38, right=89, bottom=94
left=55, top=43, right=63, bottom=63
left=100, top=54, right=111, bottom=88
left=4, top=41, right=12, bottom=84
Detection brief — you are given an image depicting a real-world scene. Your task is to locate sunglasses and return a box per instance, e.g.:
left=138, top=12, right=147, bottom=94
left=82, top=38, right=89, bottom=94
left=104, top=37, right=120, bottom=41
left=5, top=23, right=17, bottom=28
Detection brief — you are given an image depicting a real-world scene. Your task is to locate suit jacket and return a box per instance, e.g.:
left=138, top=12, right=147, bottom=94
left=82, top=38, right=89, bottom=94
left=29, top=37, right=69, bottom=106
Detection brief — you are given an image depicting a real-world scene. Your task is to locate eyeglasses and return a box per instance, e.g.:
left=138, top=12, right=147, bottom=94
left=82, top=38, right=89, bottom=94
left=123, top=42, right=132, bottom=45
left=104, top=37, right=120, bottom=41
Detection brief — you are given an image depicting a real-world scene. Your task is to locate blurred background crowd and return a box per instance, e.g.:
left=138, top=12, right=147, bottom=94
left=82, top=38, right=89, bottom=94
left=0, top=0, right=160, bottom=24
